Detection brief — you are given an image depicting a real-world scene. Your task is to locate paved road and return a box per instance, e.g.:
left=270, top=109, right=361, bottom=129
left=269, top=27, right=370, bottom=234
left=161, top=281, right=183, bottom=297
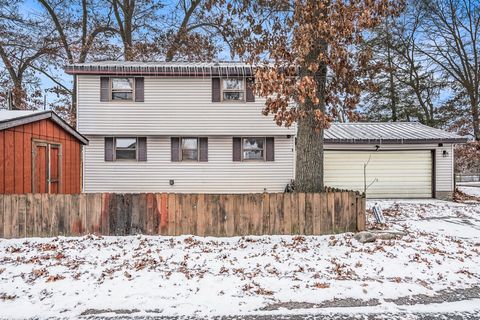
left=83, top=313, right=480, bottom=320
left=78, top=287, right=480, bottom=320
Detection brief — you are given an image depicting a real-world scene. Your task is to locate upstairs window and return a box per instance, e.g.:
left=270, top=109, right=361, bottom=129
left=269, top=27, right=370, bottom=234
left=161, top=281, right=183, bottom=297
left=115, top=137, right=137, bottom=160
left=222, top=78, right=244, bottom=102
left=242, top=137, right=265, bottom=160
left=111, top=78, right=134, bottom=101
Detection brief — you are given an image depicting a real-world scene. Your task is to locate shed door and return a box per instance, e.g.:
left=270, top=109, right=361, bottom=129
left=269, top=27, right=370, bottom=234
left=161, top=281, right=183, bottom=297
left=324, top=150, right=433, bottom=198
left=33, top=142, right=62, bottom=193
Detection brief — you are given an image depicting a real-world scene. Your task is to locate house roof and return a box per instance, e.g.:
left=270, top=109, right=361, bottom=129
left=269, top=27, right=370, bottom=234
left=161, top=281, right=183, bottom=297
left=0, top=110, right=89, bottom=145
left=65, top=61, right=255, bottom=77
left=325, top=122, right=467, bottom=144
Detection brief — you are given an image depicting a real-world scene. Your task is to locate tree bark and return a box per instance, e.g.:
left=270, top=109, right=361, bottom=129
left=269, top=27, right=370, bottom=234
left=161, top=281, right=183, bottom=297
left=12, top=79, right=25, bottom=109
left=386, top=28, right=398, bottom=122
left=471, top=97, right=480, bottom=141
left=295, top=58, right=328, bottom=192
left=295, top=110, right=325, bottom=192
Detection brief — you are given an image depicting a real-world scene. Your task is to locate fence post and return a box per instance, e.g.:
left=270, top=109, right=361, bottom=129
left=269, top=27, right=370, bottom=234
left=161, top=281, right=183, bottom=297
left=0, top=195, right=4, bottom=238
left=356, top=193, right=366, bottom=231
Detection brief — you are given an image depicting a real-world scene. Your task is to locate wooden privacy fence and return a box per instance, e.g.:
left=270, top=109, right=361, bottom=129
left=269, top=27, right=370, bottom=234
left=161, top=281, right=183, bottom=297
left=0, top=192, right=365, bottom=239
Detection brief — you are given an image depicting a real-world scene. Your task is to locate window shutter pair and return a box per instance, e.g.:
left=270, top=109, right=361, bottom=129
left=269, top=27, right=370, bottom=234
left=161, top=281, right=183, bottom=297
left=171, top=137, right=208, bottom=162
left=104, top=137, right=147, bottom=161
left=100, top=77, right=144, bottom=102
left=232, top=137, right=274, bottom=161
left=211, top=78, right=255, bottom=102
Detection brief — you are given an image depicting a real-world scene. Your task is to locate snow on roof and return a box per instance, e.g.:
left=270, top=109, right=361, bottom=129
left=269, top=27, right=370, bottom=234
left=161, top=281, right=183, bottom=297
left=65, top=61, right=255, bottom=76
left=325, top=122, right=467, bottom=144
left=0, top=110, right=45, bottom=122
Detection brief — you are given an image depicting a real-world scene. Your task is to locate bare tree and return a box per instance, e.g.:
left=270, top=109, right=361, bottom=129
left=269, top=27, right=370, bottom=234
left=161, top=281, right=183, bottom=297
left=416, top=0, right=480, bottom=140
left=108, top=0, right=230, bottom=62
left=108, top=0, right=164, bottom=60
left=0, top=2, right=57, bottom=109
left=161, top=0, right=232, bottom=61
left=362, top=17, right=412, bottom=122
left=362, top=7, right=446, bottom=126
left=37, top=0, right=116, bottom=123
left=393, top=11, right=443, bottom=126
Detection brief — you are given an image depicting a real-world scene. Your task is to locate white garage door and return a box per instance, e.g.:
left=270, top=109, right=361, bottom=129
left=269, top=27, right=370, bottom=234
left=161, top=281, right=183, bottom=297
left=324, top=150, right=433, bottom=198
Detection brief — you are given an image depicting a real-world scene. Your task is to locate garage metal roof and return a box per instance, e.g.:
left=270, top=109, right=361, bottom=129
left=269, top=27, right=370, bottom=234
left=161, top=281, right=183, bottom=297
left=0, top=110, right=89, bottom=145
left=325, top=122, right=467, bottom=144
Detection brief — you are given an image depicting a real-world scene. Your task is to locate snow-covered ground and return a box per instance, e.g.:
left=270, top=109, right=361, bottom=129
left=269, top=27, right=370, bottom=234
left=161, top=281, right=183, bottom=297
left=0, top=200, right=479, bottom=319
left=459, top=185, right=480, bottom=197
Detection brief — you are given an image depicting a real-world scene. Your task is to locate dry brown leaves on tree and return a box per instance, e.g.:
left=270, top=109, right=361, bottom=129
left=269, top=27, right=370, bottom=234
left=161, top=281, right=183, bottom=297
left=224, top=0, right=404, bottom=129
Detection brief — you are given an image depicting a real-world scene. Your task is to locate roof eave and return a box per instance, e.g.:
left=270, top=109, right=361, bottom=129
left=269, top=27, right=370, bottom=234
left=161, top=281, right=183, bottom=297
left=64, top=64, right=255, bottom=77
left=324, top=138, right=468, bottom=144
left=0, top=111, right=89, bottom=145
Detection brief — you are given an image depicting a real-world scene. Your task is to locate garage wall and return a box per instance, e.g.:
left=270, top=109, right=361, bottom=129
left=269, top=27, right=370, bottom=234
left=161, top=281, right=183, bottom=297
left=324, top=150, right=432, bottom=198
left=324, top=143, right=455, bottom=199
left=435, top=144, right=454, bottom=199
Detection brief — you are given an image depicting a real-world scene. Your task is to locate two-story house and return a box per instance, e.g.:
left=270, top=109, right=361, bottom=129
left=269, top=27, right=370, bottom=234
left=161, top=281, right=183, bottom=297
left=66, top=62, right=296, bottom=193
left=66, top=61, right=466, bottom=199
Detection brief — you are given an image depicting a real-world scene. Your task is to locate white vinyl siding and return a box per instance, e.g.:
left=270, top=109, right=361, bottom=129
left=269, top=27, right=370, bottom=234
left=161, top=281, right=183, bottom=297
left=435, top=144, right=454, bottom=192
left=83, top=136, right=294, bottom=193
left=324, top=150, right=433, bottom=198
left=77, top=76, right=293, bottom=136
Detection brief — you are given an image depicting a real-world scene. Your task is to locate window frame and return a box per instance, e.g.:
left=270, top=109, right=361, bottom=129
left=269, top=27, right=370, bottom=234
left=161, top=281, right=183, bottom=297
left=110, top=77, right=135, bottom=102
left=241, top=137, right=266, bottom=161
left=180, top=137, right=199, bottom=162
left=114, top=137, right=138, bottom=161
left=221, top=78, right=245, bottom=103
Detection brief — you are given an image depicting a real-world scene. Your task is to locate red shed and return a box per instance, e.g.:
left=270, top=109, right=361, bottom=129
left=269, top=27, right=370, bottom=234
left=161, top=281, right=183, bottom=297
left=0, top=110, right=88, bottom=194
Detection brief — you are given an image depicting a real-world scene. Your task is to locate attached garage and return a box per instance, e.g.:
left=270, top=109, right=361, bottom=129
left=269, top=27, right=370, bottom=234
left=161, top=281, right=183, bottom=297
left=323, top=122, right=467, bottom=199
left=325, top=150, right=433, bottom=198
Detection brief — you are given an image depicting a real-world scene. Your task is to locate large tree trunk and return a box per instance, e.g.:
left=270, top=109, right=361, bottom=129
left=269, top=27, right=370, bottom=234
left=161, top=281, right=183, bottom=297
left=386, top=33, right=398, bottom=122
left=295, top=61, right=328, bottom=192
left=12, top=79, right=25, bottom=109
left=472, top=99, right=480, bottom=141
left=295, top=112, right=324, bottom=192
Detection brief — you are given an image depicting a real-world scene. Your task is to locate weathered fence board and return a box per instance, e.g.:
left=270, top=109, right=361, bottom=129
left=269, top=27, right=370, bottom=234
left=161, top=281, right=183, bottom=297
left=0, top=192, right=365, bottom=239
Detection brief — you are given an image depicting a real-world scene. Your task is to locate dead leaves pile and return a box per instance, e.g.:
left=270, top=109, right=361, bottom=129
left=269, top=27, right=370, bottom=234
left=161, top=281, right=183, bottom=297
left=0, top=202, right=479, bottom=302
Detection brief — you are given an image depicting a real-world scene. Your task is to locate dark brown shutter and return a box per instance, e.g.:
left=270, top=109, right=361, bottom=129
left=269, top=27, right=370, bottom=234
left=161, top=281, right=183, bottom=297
left=233, top=137, right=241, bottom=161
left=212, top=78, right=221, bottom=102
left=171, top=137, right=180, bottom=162
left=246, top=77, right=255, bottom=102
left=137, top=137, right=147, bottom=161
left=199, top=137, right=208, bottom=162
left=266, top=137, right=275, bottom=161
left=105, top=137, right=114, bottom=161
left=135, top=77, right=144, bottom=102
left=100, top=77, right=110, bottom=102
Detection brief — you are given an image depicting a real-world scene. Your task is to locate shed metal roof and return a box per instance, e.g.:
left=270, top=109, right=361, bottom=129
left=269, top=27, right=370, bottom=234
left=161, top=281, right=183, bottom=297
left=325, top=122, right=467, bottom=144
left=0, top=110, right=89, bottom=145
left=65, top=61, right=255, bottom=77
